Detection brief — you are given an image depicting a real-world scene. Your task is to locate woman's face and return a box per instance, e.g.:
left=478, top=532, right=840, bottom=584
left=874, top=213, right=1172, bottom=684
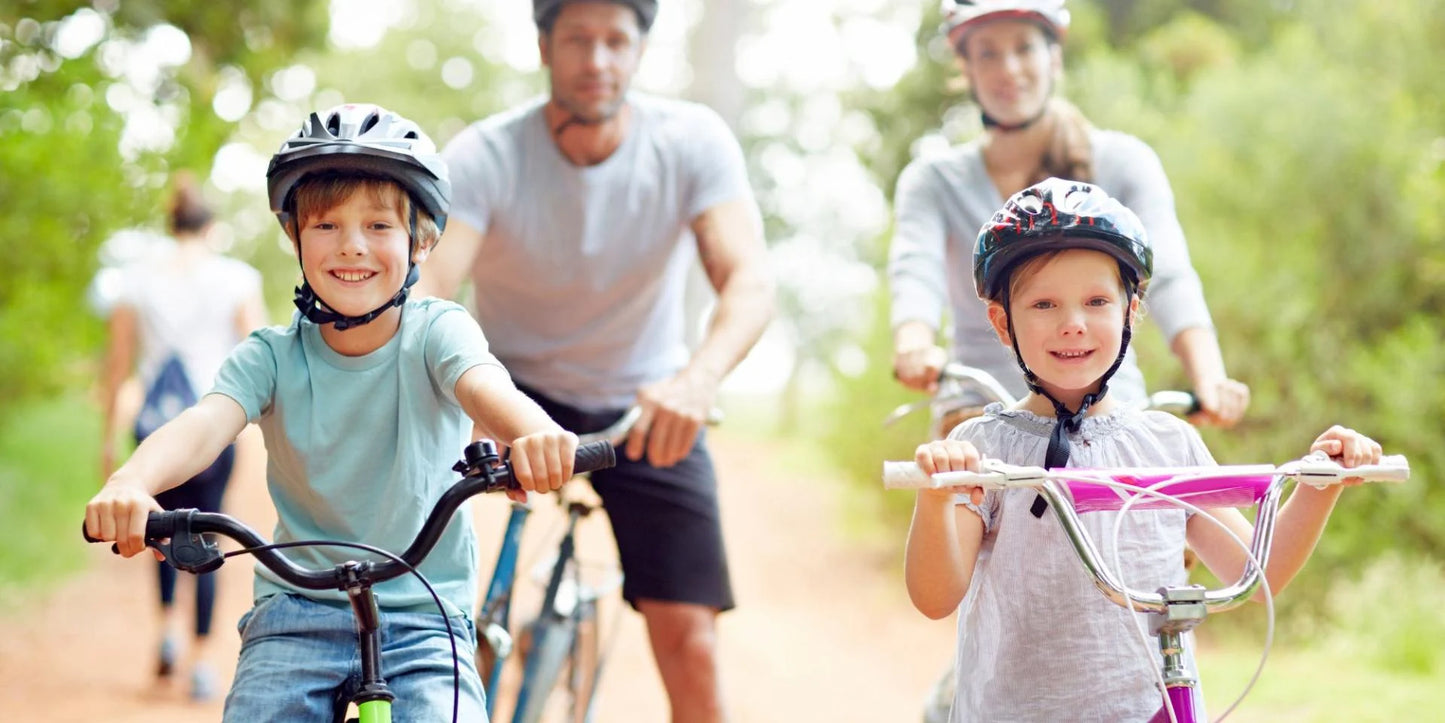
left=959, top=19, right=1061, bottom=126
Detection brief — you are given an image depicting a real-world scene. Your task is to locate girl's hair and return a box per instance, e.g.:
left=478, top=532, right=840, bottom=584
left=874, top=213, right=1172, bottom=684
left=289, top=172, right=440, bottom=251
left=167, top=171, right=214, bottom=235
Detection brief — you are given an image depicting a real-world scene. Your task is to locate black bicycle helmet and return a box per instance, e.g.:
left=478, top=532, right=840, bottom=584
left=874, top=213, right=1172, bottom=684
left=973, top=177, right=1151, bottom=302
left=534, top=0, right=658, bottom=32
left=941, top=0, right=1071, bottom=46
left=267, top=103, right=450, bottom=234
left=972, top=178, right=1153, bottom=485
left=266, top=103, right=450, bottom=331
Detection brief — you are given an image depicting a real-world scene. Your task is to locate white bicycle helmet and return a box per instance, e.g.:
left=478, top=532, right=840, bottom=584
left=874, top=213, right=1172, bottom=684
left=940, top=0, right=1071, bottom=46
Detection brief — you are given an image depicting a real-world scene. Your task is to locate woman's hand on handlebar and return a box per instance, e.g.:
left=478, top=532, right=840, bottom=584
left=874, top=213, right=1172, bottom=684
left=84, top=480, right=164, bottom=560
left=914, top=439, right=985, bottom=507
left=892, top=322, right=947, bottom=393
left=1188, top=376, right=1251, bottom=428
left=509, top=429, right=579, bottom=495
left=1309, top=425, right=1383, bottom=486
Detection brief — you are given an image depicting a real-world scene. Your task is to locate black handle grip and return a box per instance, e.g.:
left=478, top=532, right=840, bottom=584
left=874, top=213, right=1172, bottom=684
left=82, top=512, right=175, bottom=544
left=575, top=440, right=616, bottom=475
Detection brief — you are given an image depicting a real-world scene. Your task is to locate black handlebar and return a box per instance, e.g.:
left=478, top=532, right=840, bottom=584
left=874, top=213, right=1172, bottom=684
left=83, top=440, right=617, bottom=591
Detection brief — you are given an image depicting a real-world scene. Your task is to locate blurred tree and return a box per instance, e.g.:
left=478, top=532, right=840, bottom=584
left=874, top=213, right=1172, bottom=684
left=0, top=1, right=326, bottom=423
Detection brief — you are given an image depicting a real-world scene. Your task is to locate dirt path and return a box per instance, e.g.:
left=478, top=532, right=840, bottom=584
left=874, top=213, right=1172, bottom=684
left=0, top=428, right=954, bottom=721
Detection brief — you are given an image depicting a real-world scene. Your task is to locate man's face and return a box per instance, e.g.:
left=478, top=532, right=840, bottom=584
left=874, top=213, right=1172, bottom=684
left=540, top=1, right=646, bottom=122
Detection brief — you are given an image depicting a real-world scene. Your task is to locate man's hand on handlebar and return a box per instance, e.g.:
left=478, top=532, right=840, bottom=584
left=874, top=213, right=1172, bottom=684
left=628, top=369, right=717, bottom=468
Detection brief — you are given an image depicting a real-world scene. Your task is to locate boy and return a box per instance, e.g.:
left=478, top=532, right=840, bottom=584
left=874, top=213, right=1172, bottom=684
left=84, top=103, right=576, bottom=721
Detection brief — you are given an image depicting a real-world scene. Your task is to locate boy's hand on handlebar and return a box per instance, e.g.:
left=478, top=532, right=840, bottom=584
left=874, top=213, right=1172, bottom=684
left=1309, top=425, right=1383, bottom=486
left=509, top=430, right=578, bottom=494
left=892, top=344, right=948, bottom=394
left=1188, top=377, right=1251, bottom=428
left=628, top=371, right=716, bottom=468
left=85, top=481, right=164, bottom=559
left=915, top=439, right=985, bottom=506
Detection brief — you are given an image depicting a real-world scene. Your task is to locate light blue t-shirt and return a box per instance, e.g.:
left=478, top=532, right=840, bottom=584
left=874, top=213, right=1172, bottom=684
left=443, top=93, right=758, bottom=409
left=210, top=298, right=504, bottom=616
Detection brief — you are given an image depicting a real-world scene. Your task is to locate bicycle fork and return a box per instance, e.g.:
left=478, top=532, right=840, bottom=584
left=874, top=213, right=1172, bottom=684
left=342, top=562, right=395, bottom=723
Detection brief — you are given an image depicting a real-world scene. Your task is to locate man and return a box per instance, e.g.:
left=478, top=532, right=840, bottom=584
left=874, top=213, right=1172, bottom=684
left=421, top=1, right=774, bottom=720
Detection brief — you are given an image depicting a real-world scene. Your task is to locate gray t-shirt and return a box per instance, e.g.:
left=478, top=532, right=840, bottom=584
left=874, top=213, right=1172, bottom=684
left=443, top=93, right=756, bottom=409
left=947, top=404, right=1214, bottom=721
left=889, top=129, right=1215, bottom=403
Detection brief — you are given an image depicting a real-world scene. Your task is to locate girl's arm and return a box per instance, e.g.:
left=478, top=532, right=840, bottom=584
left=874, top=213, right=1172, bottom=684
left=1187, top=426, right=1382, bottom=600
left=454, top=364, right=577, bottom=495
left=904, top=439, right=987, bottom=619
left=87, top=394, right=248, bottom=557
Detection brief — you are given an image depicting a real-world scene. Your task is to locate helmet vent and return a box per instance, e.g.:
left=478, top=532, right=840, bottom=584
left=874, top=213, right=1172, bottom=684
left=325, top=113, right=342, bottom=136
left=360, top=112, right=380, bottom=134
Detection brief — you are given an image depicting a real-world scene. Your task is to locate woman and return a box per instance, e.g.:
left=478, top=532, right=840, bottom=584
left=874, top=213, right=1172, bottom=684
left=100, top=171, right=266, bottom=701
left=888, top=0, right=1249, bottom=426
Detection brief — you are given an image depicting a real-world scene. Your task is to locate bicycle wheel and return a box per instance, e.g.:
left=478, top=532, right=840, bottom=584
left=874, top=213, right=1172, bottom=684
left=511, top=614, right=578, bottom=723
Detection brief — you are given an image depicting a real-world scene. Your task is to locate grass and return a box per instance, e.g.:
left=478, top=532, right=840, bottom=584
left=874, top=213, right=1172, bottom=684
left=1198, top=638, right=1441, bottom=721
left=0, top=391, right=105, bottom=607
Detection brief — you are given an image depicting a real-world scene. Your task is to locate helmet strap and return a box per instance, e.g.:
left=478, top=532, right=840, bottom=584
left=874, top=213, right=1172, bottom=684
left=976, top=77, right=1055, bottom=133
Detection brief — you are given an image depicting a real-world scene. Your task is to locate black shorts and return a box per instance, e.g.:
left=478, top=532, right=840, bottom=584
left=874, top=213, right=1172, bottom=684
left=516, top=385, right=735, bottom=613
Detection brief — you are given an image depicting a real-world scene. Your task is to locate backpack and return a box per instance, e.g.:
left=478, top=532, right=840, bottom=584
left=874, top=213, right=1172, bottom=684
left=133, top=354, right=197, bottom=441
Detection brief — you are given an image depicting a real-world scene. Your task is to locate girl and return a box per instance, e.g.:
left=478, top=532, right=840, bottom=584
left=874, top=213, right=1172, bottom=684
left=888, top=0, right=1251, bottom=427
left=904, top=177, right=1381, bottom=720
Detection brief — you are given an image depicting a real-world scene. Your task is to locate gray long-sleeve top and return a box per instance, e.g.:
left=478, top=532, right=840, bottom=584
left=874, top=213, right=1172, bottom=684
left=888, top=128, right=1215, bottom=403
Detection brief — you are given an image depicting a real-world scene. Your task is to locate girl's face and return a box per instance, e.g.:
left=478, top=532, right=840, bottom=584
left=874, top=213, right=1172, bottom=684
left=959, top=19, right=1061, bottom=126
left=297, top=189, right=425, bottom=333
left=988, top=249, right=1137, bottom=407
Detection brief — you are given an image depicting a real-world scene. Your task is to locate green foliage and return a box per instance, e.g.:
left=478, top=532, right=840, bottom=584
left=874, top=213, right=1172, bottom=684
left=0, top=3, right=328, bottom=425
left=1324, top=553, right=1445, bottom=676
left=0, top=392, right=103, bottom=603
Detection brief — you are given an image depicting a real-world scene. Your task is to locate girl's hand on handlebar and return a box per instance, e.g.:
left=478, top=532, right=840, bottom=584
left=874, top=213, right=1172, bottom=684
left=1309, top=425, right=1383, bottom=486
left=915, top=439, right=985, bottom=506
left=509, top=430, right=578, bottom=494
left=84, top=481, right=164, bottom=560
left=1188, top=377, right=1251, bottom=428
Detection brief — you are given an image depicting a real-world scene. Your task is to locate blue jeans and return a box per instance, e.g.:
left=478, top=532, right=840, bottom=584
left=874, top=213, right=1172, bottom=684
left=223, top=593, right=487, bottom=722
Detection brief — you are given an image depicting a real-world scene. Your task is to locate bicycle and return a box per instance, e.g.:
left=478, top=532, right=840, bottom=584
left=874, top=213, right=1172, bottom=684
left=477, top=405, right=715, bottom=723
left=84, top=439, right=615, bottom=723
left=882, top=449, right=1411, bottom=722
left=884, top=362, right=1198, bottom=722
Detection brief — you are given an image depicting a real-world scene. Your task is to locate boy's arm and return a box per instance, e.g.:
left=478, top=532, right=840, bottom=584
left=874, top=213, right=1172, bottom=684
left=454, top=364, right=577, bottom=494
left=1188, top=426, right=1382, bottom=599
left=86, top=394, right=248, bottom=557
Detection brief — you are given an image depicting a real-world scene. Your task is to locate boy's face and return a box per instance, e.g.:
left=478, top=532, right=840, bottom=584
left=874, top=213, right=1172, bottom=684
left=297, top=189, right=424, bottom=321
left=987, top=248, right=1137, bottom=399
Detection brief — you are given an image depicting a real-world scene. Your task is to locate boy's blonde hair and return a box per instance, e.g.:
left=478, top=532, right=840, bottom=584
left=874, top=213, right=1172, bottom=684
left=288, top=172, right=441, bottom=252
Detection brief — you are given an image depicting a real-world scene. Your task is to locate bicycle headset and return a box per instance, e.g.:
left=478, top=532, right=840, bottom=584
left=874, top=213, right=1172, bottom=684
left=972, top=177, right=1153, bottom=477
left=941, top=0, right=1071, bottom=132
left=266, top=103, right=451, bottom=331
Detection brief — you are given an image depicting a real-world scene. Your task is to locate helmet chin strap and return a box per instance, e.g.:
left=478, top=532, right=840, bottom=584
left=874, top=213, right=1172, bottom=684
left=976, top=77, right=1055, bottom=133
left=290, top=204, right=421, bottom=332
left=1002, top=285, right=1135, bottom=518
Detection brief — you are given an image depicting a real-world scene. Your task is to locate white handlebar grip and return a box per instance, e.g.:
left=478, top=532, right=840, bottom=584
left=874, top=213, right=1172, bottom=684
left=881, top=462, right=1009, bottom=490
left=1360, top=454, right=1411, bottom=483
left=882, top=461, right=934, bottom=489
